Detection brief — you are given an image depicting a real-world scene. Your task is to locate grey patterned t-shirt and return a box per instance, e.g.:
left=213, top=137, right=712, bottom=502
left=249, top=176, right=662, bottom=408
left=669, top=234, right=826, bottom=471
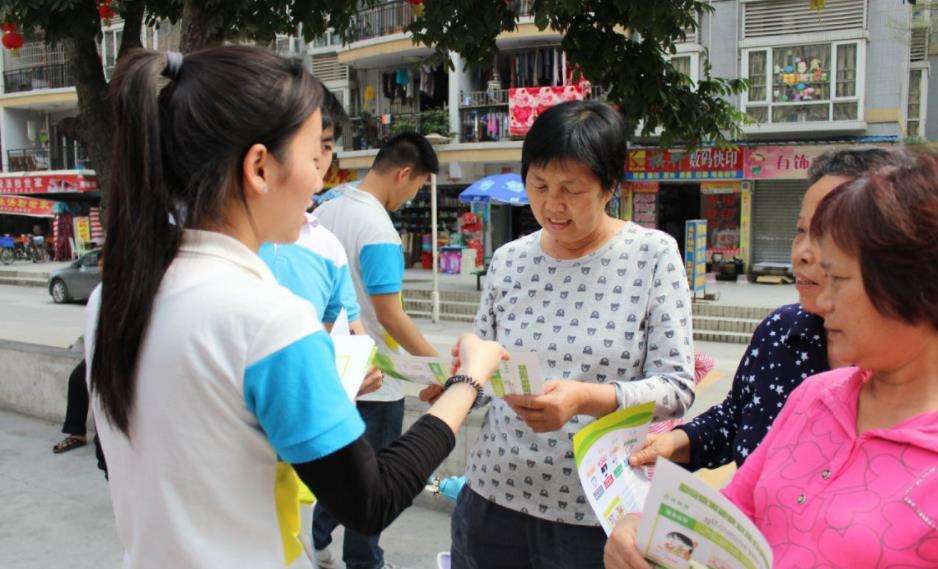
left=466, top=222, right=695, bottom=526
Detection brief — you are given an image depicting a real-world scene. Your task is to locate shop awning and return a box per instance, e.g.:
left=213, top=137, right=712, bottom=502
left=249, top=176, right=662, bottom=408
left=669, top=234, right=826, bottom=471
left=0, top=195, right=56, bottom=218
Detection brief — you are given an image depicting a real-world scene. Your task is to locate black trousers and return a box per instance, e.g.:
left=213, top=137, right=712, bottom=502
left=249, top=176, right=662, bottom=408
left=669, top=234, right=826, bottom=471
left=62, top=360, right=88, bottom=436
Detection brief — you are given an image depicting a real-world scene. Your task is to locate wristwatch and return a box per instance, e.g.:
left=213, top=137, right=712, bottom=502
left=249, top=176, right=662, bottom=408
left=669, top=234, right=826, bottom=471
left=443, top=374, right=485, bottom=409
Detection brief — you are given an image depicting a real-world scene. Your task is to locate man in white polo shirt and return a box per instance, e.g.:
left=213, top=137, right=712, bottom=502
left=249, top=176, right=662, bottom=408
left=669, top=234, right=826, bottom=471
left=313, top=132, right=440, bottom=569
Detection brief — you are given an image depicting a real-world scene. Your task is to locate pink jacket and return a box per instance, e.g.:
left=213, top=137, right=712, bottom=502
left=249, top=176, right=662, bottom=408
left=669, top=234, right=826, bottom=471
left=722, top=367, right=938, bottom=567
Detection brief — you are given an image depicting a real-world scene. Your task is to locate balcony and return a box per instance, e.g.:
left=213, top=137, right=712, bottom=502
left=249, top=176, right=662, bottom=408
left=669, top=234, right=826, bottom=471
left=457, top=85, right=608, bottom=143
left=349, top=108, right=451, bottom=151
left=3, top=62, right=75, bottom=94
left=6, top=145, right=90, bottom=173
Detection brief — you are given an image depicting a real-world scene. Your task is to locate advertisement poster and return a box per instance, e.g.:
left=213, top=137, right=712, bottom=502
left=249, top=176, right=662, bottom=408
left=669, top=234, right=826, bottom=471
left=372, top=351, right=544, bottom=396
left=700, top=184, right=741, bottom=257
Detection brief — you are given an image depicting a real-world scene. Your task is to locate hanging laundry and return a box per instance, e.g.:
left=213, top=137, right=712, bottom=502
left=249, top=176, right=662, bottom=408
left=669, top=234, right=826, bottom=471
left=508, top=84, right=587, bottom=137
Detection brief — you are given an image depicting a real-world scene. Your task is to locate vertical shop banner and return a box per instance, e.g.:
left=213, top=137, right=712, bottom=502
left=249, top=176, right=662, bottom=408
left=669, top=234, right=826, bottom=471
left=626, top=148, right=744, bottom=181
left=684, top=220, right=708, bottom=296
left=700, top=182, right=741, bottom=258
left=743, top=146, right=831, bottom=180
left=0, top=195, right=56, bottom=217
left=739, top=187, right=753, bottom=269
left=74, top=216, right=92, bottom=244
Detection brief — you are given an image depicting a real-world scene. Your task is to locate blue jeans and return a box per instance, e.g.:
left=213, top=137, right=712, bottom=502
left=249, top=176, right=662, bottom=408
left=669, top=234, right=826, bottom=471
left=451, top=487, right=606, bottom=569
left=313, top=399, right=405, bottom=569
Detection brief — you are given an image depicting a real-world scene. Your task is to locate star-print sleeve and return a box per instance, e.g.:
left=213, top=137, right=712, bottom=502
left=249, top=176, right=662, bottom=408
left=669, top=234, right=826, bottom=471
left=614, top=242, right=695, bottom=421
left=679, top=336, right=760, bottom=471
left=721, top=373, right=814, bottom=519
left=473, top=251, right=501, bottom=341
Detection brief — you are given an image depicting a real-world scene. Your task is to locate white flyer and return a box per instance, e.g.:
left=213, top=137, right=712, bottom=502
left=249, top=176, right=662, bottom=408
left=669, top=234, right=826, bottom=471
left=636, top=459, right=773, bottom=569
left=330, top=335, right=377, bottom=402
left=372, top=351, right=545, bottom=396
left=572, top=401, right=656, bottom=534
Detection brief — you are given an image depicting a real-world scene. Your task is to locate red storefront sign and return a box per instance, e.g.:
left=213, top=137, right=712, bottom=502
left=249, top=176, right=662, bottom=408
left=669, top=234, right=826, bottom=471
left=0, top=173, right=98, bottom=194
left=626, top=148, right=744, bottom=181
left=0, top=195, right=56, bottom=218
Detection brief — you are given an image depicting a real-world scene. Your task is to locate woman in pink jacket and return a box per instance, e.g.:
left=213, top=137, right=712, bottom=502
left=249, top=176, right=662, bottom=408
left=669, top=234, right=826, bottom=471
left=606, top=150, right=938, bottom=568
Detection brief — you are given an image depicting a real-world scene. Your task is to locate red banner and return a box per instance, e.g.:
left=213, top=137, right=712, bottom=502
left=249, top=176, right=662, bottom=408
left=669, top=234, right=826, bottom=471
left=626, top=148, right=744, bottom=181
left=0, top=173, right=98, bottom=194
left=0, top=194, right=56, bottom=217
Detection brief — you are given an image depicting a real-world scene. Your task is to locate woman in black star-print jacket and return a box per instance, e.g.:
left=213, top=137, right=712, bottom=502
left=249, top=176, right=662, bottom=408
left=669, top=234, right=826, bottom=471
left=629, top=148, right=900, bottom=472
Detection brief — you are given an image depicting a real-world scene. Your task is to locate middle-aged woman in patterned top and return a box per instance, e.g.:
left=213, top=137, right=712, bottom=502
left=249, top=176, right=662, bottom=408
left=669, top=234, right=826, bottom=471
left=628, top=148, right=898, bottom=472
left=443, top=100, right=696, bottom=568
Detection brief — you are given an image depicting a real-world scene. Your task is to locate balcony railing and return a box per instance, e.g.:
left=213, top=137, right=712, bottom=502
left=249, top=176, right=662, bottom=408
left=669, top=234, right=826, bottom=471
left=347, top=0, right=534, bottom=44
left=350, top=108, right=451, bottom=151
left=6, top=145, right=90, bottom=173
left=349, top=1, right=417, bottom=43
left=3, top=62, right=75, bottom=94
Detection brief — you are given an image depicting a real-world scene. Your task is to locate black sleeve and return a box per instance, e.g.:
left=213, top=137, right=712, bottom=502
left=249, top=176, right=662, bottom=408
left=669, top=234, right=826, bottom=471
left=291, top=414, right=455, bottom=535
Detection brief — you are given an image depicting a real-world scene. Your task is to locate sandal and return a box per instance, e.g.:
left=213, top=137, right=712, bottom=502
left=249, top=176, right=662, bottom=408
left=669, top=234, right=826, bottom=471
left=53, top=435, right=87, bottom=454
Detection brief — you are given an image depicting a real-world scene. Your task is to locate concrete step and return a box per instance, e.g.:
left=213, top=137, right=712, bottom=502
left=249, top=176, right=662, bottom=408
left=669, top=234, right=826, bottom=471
left=694, top=330, right=753, bottom=344
left=0, top=276, right=47, bottom=288
left=693, top=315, right=763, bottom=335
left=692, top=303, right=774, bottom=320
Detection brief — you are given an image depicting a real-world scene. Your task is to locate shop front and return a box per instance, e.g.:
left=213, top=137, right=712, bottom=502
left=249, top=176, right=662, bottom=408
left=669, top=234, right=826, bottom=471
left=0, top=171, right=100, bottom=261
left=623, top=147, right=747, bottom=267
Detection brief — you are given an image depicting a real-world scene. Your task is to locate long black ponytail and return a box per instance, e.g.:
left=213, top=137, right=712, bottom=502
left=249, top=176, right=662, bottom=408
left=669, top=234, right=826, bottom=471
left=93, top=46, right=324, bottom=436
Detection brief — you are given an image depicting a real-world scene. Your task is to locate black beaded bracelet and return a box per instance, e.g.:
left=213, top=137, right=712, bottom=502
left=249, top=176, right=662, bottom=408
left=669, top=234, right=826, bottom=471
left=443, top=374, right=485, bottom=408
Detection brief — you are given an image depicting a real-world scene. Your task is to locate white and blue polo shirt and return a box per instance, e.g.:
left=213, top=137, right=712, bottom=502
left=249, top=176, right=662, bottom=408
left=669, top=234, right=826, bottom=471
left=314, top=182, right=406, bottom=402
left=85, top=229, right=364, bottom=569
left=258, top=214, right=360, bottom=334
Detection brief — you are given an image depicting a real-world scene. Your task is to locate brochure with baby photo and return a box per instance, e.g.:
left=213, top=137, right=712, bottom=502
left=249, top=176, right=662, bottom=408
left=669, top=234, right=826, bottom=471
left=573, top=402, right=656, bottom=535
left=636, top=459, right=772, bottom=569
left=330, top=335, right=377, bottom=402
left=371, top=351, right=545, bottom=396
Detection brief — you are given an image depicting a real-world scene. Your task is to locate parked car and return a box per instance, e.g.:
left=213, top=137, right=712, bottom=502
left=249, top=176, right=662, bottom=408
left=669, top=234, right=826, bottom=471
left=49, top=249, right=102, bottom=304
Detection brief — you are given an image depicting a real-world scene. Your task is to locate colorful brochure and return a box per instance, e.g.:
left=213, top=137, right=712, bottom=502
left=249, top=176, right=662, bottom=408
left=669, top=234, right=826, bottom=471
left=573, top=401, right=656, bottom=534
left=371, top=351, right=545, bottom=396
left=636, top=459, right=772, bottom=569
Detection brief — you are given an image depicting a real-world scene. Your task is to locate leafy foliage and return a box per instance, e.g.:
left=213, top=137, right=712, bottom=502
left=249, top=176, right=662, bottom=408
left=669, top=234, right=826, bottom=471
left=410, top=0, right=749, bottom=147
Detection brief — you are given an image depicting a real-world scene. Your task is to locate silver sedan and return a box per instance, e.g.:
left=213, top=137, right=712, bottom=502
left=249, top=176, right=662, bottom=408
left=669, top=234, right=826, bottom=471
left=48, top=249, right=102, bottom=304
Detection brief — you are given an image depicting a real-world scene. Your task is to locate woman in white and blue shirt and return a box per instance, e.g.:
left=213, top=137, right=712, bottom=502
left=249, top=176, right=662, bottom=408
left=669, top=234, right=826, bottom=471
left=87, top=46, right=505, bottom=569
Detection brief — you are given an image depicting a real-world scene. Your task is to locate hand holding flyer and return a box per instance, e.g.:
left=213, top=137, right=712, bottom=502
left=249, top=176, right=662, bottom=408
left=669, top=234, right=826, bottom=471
left=573, top=401, right=656, bottom=535
left=636, top=459, right=772, bottom=569
left=372, top=351, right=545, bottom=396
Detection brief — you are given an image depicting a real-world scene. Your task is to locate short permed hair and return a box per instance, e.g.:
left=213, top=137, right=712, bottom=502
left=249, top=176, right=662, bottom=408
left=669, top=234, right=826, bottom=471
left=521, top=100, right=627, bottom=195
left=372, top=132, right=440, bottom=176
left=807, top=147, right=901, bottom=184
left=811, top=150, right=938, bottom=329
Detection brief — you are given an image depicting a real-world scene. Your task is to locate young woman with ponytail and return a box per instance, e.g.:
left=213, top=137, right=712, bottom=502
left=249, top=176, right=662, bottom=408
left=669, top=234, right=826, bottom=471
left=86, top=46, right=506, bottom=568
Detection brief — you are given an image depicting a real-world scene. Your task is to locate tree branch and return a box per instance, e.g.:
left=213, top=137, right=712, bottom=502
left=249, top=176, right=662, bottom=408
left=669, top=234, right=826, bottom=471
left=118, top=0, right=147, bottom=58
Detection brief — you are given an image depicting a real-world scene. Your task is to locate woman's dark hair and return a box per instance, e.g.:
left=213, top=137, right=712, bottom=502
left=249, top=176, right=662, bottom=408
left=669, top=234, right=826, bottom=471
left=521, top=100, right=627, bottom=195
left=807, top=147, right=900, bottom=184
left=94, top=46, right=323, bottom=436
left=811, top=150, right=938, bottom=329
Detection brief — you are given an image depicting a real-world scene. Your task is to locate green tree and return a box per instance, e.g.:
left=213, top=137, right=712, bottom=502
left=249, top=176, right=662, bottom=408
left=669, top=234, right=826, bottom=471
left=0, top=0, right=365, bottom=196
left=410, top=0, right=749, bottom=148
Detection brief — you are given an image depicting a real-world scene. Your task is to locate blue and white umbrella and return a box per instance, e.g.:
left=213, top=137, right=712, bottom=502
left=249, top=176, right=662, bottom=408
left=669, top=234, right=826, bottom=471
left=458, top=173, right=528, bottom=206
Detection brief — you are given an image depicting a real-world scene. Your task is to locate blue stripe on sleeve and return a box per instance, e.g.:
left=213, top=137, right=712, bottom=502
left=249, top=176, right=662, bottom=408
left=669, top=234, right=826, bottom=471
left=360, top=243, right=404, bottom=295
left=244, top=330, right=364, bottom=463
left=258, top=243, right=335, bottom=321
left=325, top=265, right=361, bottom=323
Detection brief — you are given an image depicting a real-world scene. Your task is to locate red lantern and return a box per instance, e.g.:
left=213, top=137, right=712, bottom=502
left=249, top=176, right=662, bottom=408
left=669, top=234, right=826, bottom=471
left=2, top=30, right=24, bottom=51
left=1, top=23, right=14, bottom=34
